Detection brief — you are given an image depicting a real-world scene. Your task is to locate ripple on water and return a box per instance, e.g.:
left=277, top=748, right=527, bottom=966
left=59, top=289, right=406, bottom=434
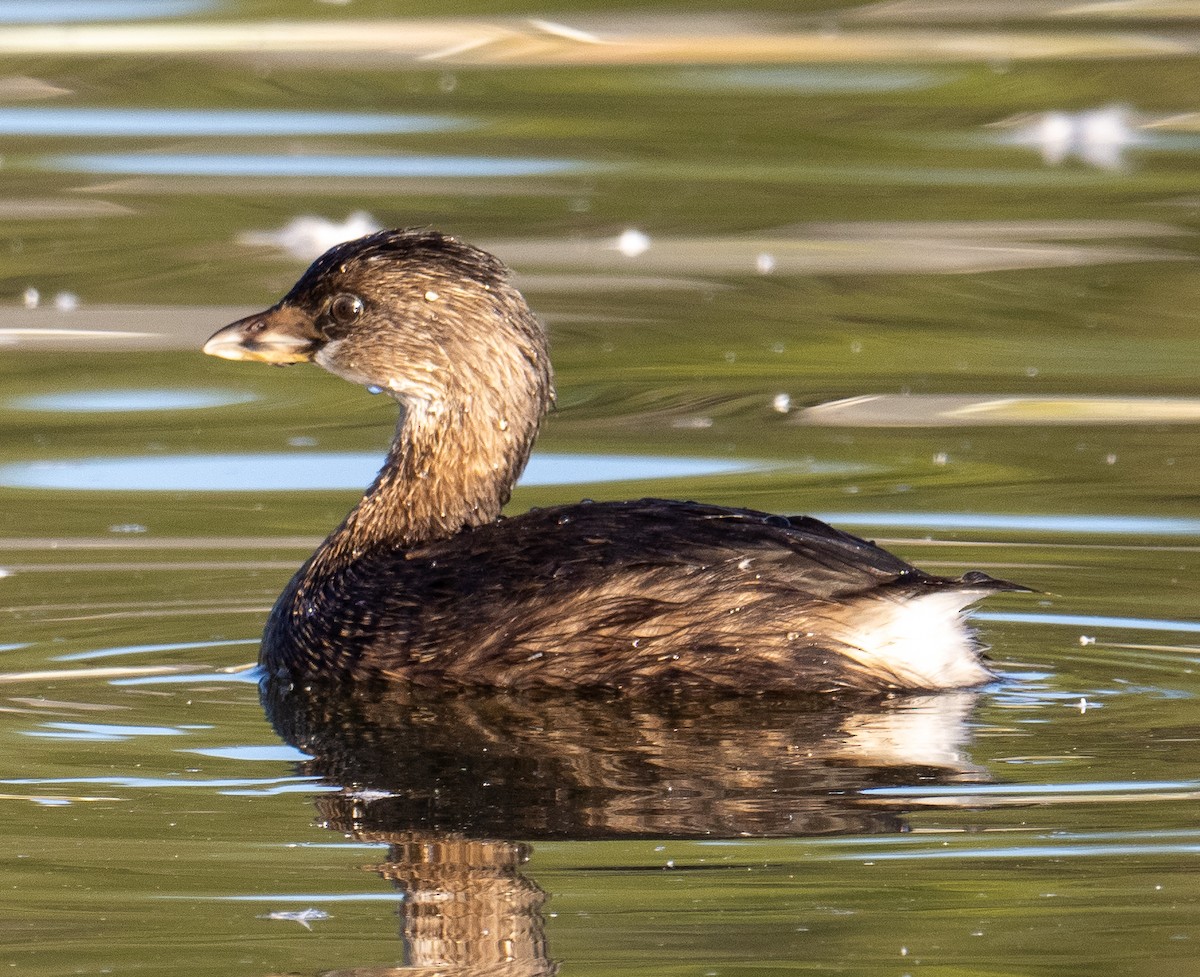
left=0, top=107, right=469, bottom=137
left=801, top=394, right=1200, bottom=427
left=673, top=66, right=955, bottom=94
left=23, top=721, right=193, bottom=741
left=43, top=153, right=599, bottom=179
left=1, top=774, right=330, bottom=792
left=54, top=638, right=258, bottom=662
left=817, top=832, right=1200, bottom=862
left=0, top=0, right=213, bottom=22
left=186, top=745, right=313, bottom=762
left=0, top=451, right=773, bottom=492
left=12, top=389, right=256, bottom=412
left=820, top=511, right=1200, bottom=535
left=976, top=611, right=1200, bottom=635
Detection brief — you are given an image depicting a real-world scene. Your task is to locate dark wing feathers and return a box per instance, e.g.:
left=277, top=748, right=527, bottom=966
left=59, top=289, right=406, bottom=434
left=346, top=498, right=931, bottom=630
left=459, top=499, right=924, bottom=597
left=270, top=498, right=1014, bottom=688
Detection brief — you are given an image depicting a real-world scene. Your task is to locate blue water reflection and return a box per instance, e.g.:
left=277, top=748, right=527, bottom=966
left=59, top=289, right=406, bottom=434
left=821, top=511, right=1200, bottom=536
left=2, top=107, right=467, bottom=137
left=824, top=840, right=1200, bottom=861
left=187, top=745, right=313, bottom=762
left=864, top=780, right=1200, bottom=797
left=0, top=451, right=756, bottom=491
left=2, top=774, right=327, bottom=790
left=0, top=0, right=211, bottom=22
left=46, top=153, right=596, bottom=178
left=25, top=721, right=190, bottom=741
left=56, top=638, right=257, bottom=662
left=13, top=389, right=255, bottom=412
left=977, top=611, right=1200, bottom=635
left=214, top=893, right=415, bottom=902
left=113, top=671, right=263, bottom=686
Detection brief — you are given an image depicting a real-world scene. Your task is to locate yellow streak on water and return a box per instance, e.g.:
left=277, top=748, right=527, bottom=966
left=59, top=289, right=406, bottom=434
left=850, top=0, right=1200, bottom=22
left=1145, top=112, right=1200, bottom=132
left=0, top=19, right=1191, bottom=64
left=802, top=395, right=1200, bottom=427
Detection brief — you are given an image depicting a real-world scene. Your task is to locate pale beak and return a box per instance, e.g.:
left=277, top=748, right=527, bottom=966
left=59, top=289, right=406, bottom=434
left=203, top=305, right=321, bottom=364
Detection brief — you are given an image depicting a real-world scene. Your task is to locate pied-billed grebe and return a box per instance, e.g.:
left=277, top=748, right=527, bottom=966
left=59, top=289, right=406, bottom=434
left=204, top=228, right=1020, bottom=692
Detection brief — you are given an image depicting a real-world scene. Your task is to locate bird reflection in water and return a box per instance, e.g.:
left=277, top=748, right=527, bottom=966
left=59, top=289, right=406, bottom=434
left=263, top=678, right=990, bottom=976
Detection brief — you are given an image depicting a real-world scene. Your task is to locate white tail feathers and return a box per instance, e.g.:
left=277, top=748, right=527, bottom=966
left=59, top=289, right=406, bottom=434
left=833, top=589, right=995, bottom=690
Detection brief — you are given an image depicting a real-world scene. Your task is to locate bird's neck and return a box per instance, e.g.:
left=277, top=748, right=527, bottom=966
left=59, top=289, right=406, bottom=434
left=322, top=396, right=540, bottom=561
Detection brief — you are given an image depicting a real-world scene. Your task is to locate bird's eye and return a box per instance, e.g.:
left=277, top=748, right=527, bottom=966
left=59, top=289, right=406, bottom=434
left=327, top=293, right=363, bottom=326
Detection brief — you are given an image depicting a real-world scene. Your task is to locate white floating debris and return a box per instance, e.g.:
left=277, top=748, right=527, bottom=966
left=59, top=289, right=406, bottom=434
left=238, top=211, right=380, bottom=261
left=345, top=788, right=395, bottom=802
left=258, top=908, right=330, bottom=931
left=108, top=523, right=147, bottom=534
left=1079, top=635, right=1096, bottom=646
left=997, top=105, right=1144, bottom=170
left=1026, top=110, right=1073, bottom=165
left=756, top=252, right=776, bottom=274
left=1078, top=697, right=1088, bottom=713
left=1077, top=106, right=1139, bottom=170
left=53, top=291, right=78, bottom=311
left=613, top=228, right=651, bottom=257
left=772, top=393, right=791, bottom=413
left=22, top=287, right=38, bottom=309
left=933, top=452, right=949, bottom=465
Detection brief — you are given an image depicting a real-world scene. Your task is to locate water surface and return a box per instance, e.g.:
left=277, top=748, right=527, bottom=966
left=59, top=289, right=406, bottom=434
left=1, top=3, right=1199, bottom=976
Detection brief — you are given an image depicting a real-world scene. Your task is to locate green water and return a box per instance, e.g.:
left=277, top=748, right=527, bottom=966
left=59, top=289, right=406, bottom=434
left=2, top=2, right=1200, bottom=974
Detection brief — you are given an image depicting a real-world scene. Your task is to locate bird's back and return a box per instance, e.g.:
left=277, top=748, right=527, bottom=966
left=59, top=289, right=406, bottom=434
left=262, top=499, right=1016, bottom=692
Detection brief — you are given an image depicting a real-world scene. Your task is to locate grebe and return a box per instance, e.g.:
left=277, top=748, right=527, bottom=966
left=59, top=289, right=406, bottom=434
left=204, top=228, right=1019, bottom=692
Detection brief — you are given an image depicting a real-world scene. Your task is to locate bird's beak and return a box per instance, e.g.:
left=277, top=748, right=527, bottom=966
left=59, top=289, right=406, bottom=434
left=203, top=305, right=321, bottom=365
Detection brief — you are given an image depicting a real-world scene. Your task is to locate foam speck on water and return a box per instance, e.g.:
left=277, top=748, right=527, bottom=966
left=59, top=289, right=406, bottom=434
left=614, top=228, right=651, bottom=257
